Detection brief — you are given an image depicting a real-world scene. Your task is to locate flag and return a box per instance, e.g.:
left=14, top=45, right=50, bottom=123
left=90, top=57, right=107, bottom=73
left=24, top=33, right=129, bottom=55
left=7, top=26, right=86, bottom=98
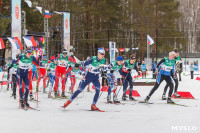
left=24, top=0, right=32, bottom=7
left=115, top=48, right=118, bottom=52
left=8, top=37, right=23, bottom=50
left=36, top=6, right=42, bottom=14
left=23, top=36, right=37, bottom=47
left=105, top=48, right=108, bottom=51
left=147, top=34, right=154, bottom=45
left=118, top=48, right=125, bottom=52
left=44, top=10, right=51, bottom=18
left=132, top=47, right=139, bottom=50
left=125, top=48, right=130, bottom=52
left=0, top=38, right=5, bottom=49
left=42, top=37, right=45, bottom=45
left=53, top=11, right=63, bottom=15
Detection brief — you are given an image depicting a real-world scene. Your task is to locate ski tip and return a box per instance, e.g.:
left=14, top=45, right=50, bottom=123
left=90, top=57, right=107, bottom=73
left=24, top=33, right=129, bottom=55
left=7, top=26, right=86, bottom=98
left=89, top=109, right=105, bottom=112
left=60, top=106, right=66, bottom=109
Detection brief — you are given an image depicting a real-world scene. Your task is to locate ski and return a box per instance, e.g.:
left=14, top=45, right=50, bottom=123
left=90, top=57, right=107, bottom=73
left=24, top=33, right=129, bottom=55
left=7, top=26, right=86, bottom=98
left=26, top=106, right=40, bottom=111
left=20, top=107, right=28, bottom=111
left=104, top=102, right=125, bottom=105
left=172, top=97, right=198, bottom=100
left=89, top=109, right=105, bottom=112
left=138, top=101, right=153, bottom=104
left=60, top=106, right=65, bottom=109
left=60, top=97, right=69, bottom=99
left=166, top=103, right=190, bottom=107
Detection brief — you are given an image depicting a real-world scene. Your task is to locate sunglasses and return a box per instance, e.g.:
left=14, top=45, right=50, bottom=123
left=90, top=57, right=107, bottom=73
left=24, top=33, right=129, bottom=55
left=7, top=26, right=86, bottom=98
left=54, top=59, right=58, bottom=61
left=100, top=53, right=105, bottom=55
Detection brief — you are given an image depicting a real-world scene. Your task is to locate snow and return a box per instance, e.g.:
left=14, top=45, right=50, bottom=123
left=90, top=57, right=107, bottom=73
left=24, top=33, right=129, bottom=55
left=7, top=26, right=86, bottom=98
left=0, top=71, right=200, bottom=133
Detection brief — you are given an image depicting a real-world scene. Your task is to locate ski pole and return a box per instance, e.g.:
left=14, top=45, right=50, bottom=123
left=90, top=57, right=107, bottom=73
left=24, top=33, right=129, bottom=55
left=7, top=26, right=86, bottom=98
left=18, top=73, right=20, bottom=108
left=115, top=71, right=130, bottom=97
left=97, top=74, right=109, bottom=101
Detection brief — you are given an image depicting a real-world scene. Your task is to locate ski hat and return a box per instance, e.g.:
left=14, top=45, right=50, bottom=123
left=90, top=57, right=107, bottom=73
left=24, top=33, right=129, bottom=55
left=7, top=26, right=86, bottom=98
left=174, top=48, right=179, bottom=53
left=50, top=56, right=56, bottom=60
left=169, top=51, right=175, bottom=56
left=117, top=56, right=123, bottom=61
left=75, top=63, right=80, bottom=68
left=130, top=54, right=136, bottom=60
left=98, top=48, right=105, bottom=54
left=62, top=49, right=68, bottom=54
left=43, top=54, right=47, bottom=58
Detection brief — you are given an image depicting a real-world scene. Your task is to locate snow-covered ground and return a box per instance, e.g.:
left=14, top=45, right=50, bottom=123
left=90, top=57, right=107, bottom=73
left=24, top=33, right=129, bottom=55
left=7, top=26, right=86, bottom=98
left=0, top=71, right=200, bottom=133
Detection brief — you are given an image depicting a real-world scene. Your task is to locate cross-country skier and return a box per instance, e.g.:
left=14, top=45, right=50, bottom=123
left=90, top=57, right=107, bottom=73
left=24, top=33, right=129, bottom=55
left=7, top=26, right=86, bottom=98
left=144, top=51, right=176, bottom=103
left=17, top=50, right=39, bottom=108
left=54, top=50, right=73, bottom=98
left=48, top=56, right=58, bottom=98
left=65, top=55, right=76, bottom=93
left=162, top=49, right=181, bottom=99
left=37, top=55, right=50, bottom=93
left=63, top=48, right=106, bottom=111
left=106, top=56, right=124, bottom=103
left=8, top=59, right=18, bottom=99
left=32, top=64, right=38, bottom=80
left=6, top=57, right=12, bottom=90
left=120, top=54, right=139, bottom=101
left=67, top=63, right=82, bottom=94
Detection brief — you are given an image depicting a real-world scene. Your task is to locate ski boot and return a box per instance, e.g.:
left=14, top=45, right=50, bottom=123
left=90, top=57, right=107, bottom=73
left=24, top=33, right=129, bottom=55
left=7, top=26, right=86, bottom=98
left=69, top=87, right=73, bottom=94
left=24, top=99, right=30, bottom=107
left=63, top=100, right=71, bottom=108
left=20, top=100, right=25, bottom=108
left=113, top=95, right=120, bottom=104
left=43, top=88, right=46, bottom=93
left=167, top=98, right=175, bottom=104
left=162, top=95, right=167, bottom=100
left=61, top=92, right=67, bottom=99
left=54, top=91, right=60, bottom=98
left=6, top=86, right=9, bottom=91
left=48, top=92, right=53, bottom=98
left=107, top=95, right=112, bottom=103
left=144, top=96, right=150, bottom=103
left=91, top=104, right=100, bottom=111
left=174, top=93, right=180, bottom=97
left=129, top=93, right=136, bottom=101
left=13, top=94, right=16, bottom=99
left=29, top=93, right=34, bottom=101
left=122, top=94, right=127, bottom=101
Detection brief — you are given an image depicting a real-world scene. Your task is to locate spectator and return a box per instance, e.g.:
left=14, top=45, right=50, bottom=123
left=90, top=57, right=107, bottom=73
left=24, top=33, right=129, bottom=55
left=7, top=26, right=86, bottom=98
left=190, top=62, right=194, bottom=79
left=141, top=61, right=146, bottom=78
left=0, top=66, right=2, bottom=72
left=152, top=61, right=157, bottom=79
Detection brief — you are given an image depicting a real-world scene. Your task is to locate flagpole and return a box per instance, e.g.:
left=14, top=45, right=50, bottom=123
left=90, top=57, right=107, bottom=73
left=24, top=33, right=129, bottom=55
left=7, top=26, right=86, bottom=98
left=147, top=35, right=149, bottom=71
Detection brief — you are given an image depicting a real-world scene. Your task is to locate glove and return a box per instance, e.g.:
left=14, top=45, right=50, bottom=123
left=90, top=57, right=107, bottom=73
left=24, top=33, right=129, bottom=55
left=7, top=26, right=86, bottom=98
left=127, top=69, right=131, bottom=72
left=101, top=71, right=107, bottom=77
left=110, top=70, right=114, bottom=73
left=137, top=71, right=140, bottom=76
left=80, top=73, right=86, bottom=80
